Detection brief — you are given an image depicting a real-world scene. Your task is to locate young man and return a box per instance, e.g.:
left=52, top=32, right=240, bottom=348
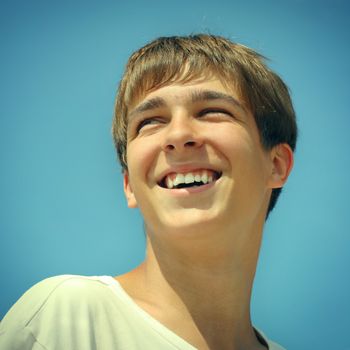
left=0, top=34, right=297, bottom=350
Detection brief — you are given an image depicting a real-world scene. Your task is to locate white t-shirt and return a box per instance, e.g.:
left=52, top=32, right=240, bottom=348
left=0, top=275, right=285, bottom=350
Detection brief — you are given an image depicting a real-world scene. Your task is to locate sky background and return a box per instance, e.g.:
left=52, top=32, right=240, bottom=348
left=1, top=0, right=349, bottom=349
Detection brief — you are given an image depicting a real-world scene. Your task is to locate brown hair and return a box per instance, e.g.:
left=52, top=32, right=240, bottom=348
left=112, top=34, right=297, bottom=217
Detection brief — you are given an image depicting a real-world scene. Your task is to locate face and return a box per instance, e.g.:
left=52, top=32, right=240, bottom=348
left=123, top=76, right=284, bottom=239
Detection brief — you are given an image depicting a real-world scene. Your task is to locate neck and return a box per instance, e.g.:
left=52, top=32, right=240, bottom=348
left=145, top=220, right=261, bottom=317
left=120, top=222, right=267, bottom=349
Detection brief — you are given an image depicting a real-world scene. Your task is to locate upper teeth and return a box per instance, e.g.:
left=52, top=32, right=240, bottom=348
left=165, top=170, right=216, bottom=189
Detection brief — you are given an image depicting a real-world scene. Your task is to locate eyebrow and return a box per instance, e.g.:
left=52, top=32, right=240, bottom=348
left=128, top=89, right=245, bottom=121
left=190, top=90, right=244, bottom=111
left=128, top=97, right=166, bottom=121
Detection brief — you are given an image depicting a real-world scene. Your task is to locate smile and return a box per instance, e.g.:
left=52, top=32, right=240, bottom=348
left=158, top=170, right=222, bottom=189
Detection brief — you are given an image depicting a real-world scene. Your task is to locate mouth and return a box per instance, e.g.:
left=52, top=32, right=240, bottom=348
left=158, top=169, right=222, bottom=190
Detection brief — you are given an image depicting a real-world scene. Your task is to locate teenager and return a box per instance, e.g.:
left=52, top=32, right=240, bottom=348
left=0, top=34, right=297, bottom=350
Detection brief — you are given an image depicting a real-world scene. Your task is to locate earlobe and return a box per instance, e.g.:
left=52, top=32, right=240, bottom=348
left=123, top=171, right=138, bottom=208
left=269, top=143, right=294, bottom=189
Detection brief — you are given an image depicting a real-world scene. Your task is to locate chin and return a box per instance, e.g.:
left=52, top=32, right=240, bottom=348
left=154, top=210, right=225, bottom=236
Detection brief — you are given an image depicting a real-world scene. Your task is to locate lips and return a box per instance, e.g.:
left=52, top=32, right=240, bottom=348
left=158, top=169, right=222, bottom=189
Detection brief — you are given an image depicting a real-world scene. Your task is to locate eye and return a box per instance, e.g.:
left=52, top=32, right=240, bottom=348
left=198, top=108, right=234, bottom=118
left=136, top=117, right=164, bottom=133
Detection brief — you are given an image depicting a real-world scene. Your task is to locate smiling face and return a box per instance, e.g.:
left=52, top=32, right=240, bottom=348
left=123, top=76, right=287, bottom=239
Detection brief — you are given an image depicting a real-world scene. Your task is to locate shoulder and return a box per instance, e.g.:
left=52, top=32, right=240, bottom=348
left=1, top=276, right=73, bottom=329
left=0, top=275, right=116, bottom=349
left=2, top=275, right=112, bottom=322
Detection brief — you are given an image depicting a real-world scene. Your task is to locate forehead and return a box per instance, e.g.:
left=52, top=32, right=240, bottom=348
left=128, top=75, right=246, bottom=113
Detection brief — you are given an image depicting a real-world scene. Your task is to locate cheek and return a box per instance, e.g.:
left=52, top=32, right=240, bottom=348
left=127, top=140, right=159, bottom=181
left=209, top=127, right=253, bottom=160
left=210, top=127, right=268, bottom=178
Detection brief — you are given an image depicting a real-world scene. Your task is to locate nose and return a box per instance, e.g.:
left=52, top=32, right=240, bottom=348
left=162, top=114, right=203, bottom=153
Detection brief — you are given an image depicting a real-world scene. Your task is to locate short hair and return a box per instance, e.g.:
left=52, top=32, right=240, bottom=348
left=112, top=34, right=297, bottom=217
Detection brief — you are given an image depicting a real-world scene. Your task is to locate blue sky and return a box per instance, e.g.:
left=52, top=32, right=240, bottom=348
left=1, top=1, right=349, bottom=349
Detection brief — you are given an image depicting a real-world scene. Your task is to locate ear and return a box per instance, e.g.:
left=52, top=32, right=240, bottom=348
left=123, top=171, right=138, bottom=208
left=268, top=143, right=294, bottom=189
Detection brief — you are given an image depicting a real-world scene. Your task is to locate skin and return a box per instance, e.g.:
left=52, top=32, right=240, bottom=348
left=116, top=76, right=293, bottom=350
